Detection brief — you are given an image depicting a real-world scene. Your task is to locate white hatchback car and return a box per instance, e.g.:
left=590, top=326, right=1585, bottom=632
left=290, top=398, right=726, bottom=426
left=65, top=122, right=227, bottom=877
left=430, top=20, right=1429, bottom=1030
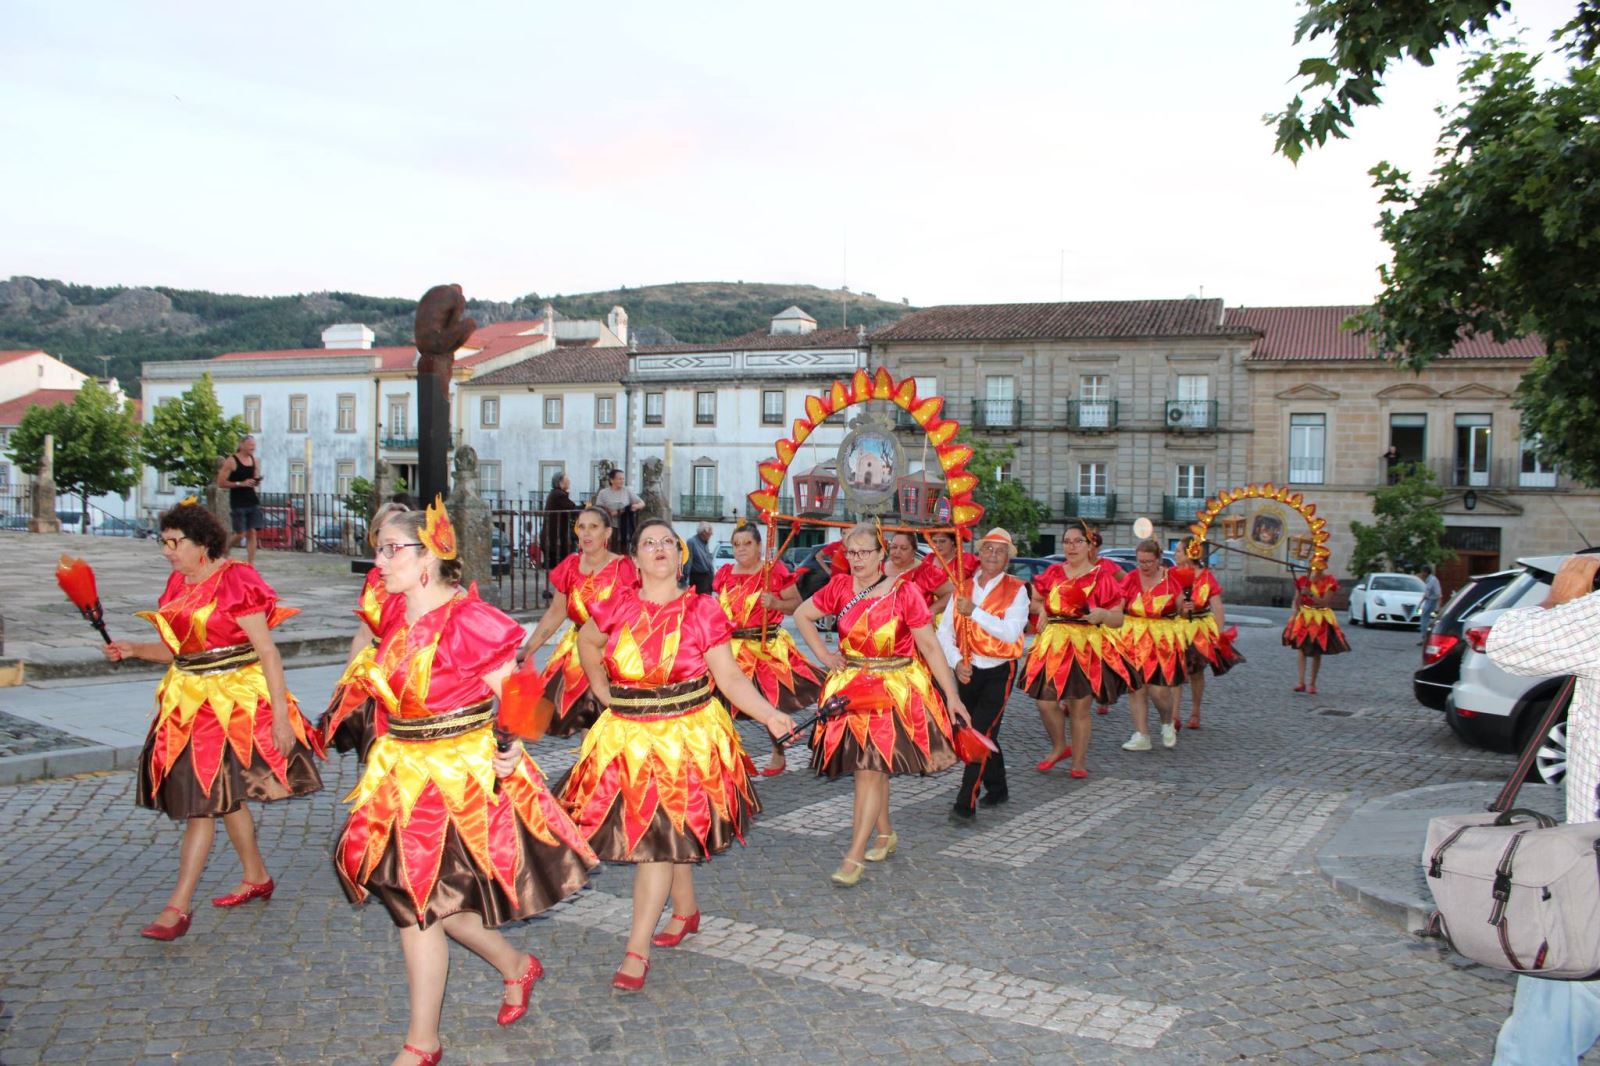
left=1347, top=572, right=1426, bottom=627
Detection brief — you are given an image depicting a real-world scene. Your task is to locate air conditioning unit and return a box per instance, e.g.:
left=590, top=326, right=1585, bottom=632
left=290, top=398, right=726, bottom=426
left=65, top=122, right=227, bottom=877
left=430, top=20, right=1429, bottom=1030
left=1166, top=402, right=1188, bottom=426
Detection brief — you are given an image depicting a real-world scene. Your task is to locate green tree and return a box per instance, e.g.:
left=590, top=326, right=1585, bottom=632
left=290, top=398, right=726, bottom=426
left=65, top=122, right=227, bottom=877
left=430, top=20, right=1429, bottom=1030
left=140, top=373, right=250, bottom=492
left=1273, top=3, right=1600, bottom=484
left=6, top=379, right=141, bottom=527
left=344, top=475, right=378, bottom=521
left=1349, top=464, right=1455, bottom=576
left=962, top=439, right=1048, bottom=548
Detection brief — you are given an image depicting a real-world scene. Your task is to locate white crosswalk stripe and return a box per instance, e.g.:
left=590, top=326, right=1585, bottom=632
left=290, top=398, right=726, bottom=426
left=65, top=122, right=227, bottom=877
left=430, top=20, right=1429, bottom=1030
left=940, top=777, right=1172, bottom=867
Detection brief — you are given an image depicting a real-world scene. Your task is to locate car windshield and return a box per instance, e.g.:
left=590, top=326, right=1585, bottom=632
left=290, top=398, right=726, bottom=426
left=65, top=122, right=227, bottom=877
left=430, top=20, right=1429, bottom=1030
left=1370, top=576, right=1425, bottom=592
left=1477, top=571, right=1542, bottom=614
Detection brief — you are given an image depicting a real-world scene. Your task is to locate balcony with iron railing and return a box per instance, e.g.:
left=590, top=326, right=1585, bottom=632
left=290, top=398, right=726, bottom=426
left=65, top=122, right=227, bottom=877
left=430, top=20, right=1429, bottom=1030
left=678, top=494, right=726, bottom=519
left=381, top=435, right=418, bottom=450
left=1368, top=457, right=1570, bottom=491
left=1061, top=492, right=1117, bottom=521
left=969, top=399, right=1026, bottom=430
left=1064, top=400, right=1119, bottom=432
left=1163, top=495, right=1210, bottom=523
left=1164, top=399, right=1218, bottom=432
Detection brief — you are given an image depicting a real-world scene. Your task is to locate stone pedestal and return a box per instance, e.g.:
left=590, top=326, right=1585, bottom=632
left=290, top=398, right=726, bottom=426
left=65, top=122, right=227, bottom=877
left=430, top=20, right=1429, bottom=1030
left=639, top=455, right=671, bottom=525
left=205, top=456, right=231, bottom=532
left=27, top=433, right=61, bottom=534
left=448, top=446, right=497, bottom=606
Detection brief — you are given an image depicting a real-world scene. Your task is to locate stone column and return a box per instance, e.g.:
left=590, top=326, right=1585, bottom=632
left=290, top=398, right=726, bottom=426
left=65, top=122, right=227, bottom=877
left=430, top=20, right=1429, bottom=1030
left=27, top=434, right=61, bottom=534
left=448, top=445, right=496, bottom=605
left=206, top=455, right=231, bottom=533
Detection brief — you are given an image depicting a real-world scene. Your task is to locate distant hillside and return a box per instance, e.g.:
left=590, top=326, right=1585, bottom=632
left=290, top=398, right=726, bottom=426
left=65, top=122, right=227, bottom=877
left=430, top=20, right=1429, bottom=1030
left=0, top=277, right=914, bottom=395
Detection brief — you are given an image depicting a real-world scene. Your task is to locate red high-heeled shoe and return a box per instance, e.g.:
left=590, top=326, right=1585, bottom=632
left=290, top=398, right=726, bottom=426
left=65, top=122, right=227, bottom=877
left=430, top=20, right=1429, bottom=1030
left=140, top=905, right=192, bottom=941
left=496, top=954, right=543, bottom=1026
left=651, top=911, right=700, bottom=948
left=1035, top=748, right=1071, bottom=772
left=1069, top=768, right=1089, bottom=779
left=401, top=1042, right=443, bottom=1066
left=211, top=878, right=274, bottom=908
left=612, top=950, right=650, bottom=992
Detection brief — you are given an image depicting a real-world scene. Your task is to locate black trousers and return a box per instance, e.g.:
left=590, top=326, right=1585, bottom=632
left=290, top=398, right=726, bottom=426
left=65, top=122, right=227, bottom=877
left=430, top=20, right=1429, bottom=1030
left=953, top=660, right=1015, bottom=813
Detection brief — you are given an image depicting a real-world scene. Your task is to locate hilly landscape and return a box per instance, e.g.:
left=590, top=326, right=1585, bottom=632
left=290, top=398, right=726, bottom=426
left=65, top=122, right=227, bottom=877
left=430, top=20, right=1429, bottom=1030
left=0, top=277, right=914, bottom=395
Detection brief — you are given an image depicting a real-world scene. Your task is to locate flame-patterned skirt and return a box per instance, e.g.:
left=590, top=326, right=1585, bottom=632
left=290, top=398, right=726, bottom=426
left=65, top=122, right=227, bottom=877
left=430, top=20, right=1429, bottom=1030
left=1019, top=619, right=1137, bottom=704
left=316, top=643, right=387, bottom=761
left=1282, top=606, right=1350, bottom=655
left=137, top=648, right=323, bottom=820
left=335, top=705, right=597, bottom=929
left=537, top=626, right=605, bottom=737
left=811, top=656, right=956, bottom=779
left=555, top=677, right=762, bottom=863
left=730, top=627, right=822, bottom=714
left=1118, top=616, right=1189, bottom=687
left=1184, top=613, right=1246, bottom=676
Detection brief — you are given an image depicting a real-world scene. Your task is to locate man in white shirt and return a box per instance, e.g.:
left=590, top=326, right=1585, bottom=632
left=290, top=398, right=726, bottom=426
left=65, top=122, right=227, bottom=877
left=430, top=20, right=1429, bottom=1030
left=940, top=528, right=1032, bottom=823
left=1486, top=553, right=1600, bottom=1064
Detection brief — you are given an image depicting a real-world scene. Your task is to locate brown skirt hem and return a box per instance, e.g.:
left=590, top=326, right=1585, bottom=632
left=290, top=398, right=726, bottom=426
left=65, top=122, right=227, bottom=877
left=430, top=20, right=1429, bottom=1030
left=810, top=724, right=957, bottom=781
left=137, top=735, right=323, bottom=820
left=573, top=786, right=760, bottom=864
left=1020, top=662, right=1133, bottom=705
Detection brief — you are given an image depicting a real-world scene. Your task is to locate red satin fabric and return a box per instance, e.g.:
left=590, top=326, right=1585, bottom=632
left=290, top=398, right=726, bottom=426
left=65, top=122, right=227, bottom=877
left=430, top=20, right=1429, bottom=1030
left=550, top=553, right=638, bottom=624
left=155, top=562, right=297, bottom=652
left=588, top=589, right=734, bottom=683
left=811, top=575, right=930, bottom=655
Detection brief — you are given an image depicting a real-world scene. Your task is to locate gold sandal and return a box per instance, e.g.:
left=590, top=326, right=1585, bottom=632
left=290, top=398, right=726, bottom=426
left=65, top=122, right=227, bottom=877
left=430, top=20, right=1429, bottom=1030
left=830, top=858, right=866, bottom=887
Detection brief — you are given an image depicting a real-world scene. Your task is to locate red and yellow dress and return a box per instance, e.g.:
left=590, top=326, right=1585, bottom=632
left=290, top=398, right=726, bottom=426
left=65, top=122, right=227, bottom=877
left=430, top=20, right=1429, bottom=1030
left=558, top=589, right=762, bottom=863
left=1119, top=569, right=1189, bottom=686
left=136, top=561, right=324, bottom=819
left=1282, top=574, right=1351, bottom=655
left=1179, top=568, right=1246, bottom=676
left=334, top=589, right=597, bottom=928
left=714, top=562, right=823, bottom=713
left=1020, top=563, right=1135, bottom=703
left=319, top=568, right=401, bottom=759
left=539, top=553, right=638, bottom=737
left=808, top=574, right=956, bottom=779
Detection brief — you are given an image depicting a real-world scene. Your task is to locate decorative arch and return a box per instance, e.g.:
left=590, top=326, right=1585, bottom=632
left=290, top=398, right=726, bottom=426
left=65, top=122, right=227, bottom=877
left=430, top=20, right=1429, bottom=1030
left=1183, top=482, right=1331, bottom=574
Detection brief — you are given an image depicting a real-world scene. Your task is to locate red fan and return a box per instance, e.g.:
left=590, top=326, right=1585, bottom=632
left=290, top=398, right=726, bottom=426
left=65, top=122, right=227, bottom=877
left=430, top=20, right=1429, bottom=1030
left=1170, top=566, right=1197, bottom=592
left=952, top=724, right=998, bottom=764
left=1056, top=581, right=1089, bottom=618
left=55, top=554, right=112, bottom=645
left=496, top=658, right=551, bottom=744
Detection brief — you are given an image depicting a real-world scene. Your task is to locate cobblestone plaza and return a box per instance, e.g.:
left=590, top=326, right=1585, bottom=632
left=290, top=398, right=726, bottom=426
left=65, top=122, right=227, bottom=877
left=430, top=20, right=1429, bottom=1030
left=0, top=612, right=1527, bottom=1064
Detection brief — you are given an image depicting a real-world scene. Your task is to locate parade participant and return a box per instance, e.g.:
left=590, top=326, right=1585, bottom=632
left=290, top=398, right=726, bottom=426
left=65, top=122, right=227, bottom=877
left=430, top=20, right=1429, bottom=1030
left=319, top=499, right=414, bottom=760
left=1177, top=543, right=1244, bottom=730
left=1020, top=521, right=1128, bottom=778
left=794, top=523, right=970, bottom=886
left=1088, top=529, right=1123, bottom=717
left=1119, top=539, right=1189, bottom=752
left=334, top=502, right=598, bottom=1066
left=518, top=506, right=637, bottom=737
left=884, top=530, right=924, bottom=584
left=714, top=521, right=823, bottom=776
left=1283, top=564, right=1349, bottom=694
left=917, top=529, right=978, bottom=616
left=104, top=499, right=323, bottom=942
left=938, top=528, right=1029, bottom=822
left=561, top=518, right=794, bottom=992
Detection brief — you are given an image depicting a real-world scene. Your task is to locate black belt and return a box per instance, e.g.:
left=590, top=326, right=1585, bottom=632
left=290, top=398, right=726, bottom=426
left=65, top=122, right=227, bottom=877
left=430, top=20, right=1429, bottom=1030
left=173, top=642, right=259, bottom=675
left=386, top=700, right=495, bottom=741
left=1043, top=615, right=1091, bottom=626
left=730, top=626, right=772, bottom=640
left=608, top=676, right=714, bottom=720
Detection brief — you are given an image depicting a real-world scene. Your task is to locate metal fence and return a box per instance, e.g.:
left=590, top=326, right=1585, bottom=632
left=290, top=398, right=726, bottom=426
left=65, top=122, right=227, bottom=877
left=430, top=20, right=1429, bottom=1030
left=486, top=500, right=562, bottom=613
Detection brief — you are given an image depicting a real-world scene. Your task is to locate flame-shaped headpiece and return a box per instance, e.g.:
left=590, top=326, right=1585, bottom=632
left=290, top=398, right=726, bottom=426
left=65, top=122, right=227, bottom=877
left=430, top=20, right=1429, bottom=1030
left=419, top=495, right=458, bottom=561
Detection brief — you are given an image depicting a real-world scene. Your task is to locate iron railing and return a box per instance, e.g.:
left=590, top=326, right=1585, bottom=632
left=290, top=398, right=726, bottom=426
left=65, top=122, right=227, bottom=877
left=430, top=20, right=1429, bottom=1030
left=969, top=399, right=1025, bottom=430
left=1062, top=493, right=1117, bottom=521
left=678, top=494, right=726, bottom=519
left=1164, top=399, right=1218, bottom=431
left=1065, top=400, right=1119, bottom=431
left=1163, top=495, right=1210, bottom=522
left=381, top=436, right=418, bottom=450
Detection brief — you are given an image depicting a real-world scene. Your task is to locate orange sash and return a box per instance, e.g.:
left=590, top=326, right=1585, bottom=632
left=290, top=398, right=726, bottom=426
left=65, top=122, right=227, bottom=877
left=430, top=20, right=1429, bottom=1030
left=953, top=573, right=1027, bottom=661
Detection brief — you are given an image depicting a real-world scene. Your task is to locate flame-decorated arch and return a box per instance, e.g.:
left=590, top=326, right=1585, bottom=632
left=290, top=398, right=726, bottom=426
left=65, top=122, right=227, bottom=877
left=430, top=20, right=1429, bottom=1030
left=746, top=367, right=985, bottom=530
left=1184, top=483, right=1331, bottom=572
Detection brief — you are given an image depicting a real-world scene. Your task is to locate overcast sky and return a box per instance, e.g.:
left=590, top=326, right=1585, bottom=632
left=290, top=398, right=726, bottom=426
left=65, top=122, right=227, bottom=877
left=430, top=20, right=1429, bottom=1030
left=0, top=0, right=1575, bottom=309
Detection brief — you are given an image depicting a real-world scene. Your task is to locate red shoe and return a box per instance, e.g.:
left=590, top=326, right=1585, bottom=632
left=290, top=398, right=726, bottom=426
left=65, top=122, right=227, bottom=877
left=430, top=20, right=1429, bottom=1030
left=651, top=911, right=701, bottom=948
left=1035, top=749, right=1069, bottom=772
left=1069, top=768, right=1089, bottom=779
left=1292, top=684, right=1307, bottom=693
left=401, top=1043, right=443, bottom=1066
left=1174, top=720, right=1183, bottom=732
left=1308, top=685, right=1318, bottom=696
left=1095, top=705, right=1110, bottom=716
left=1186, top=719, right=1201, bottom=730
left=211, top=878, right=274, bottom=908
left=758, top=764, right=785, bottom=777
left=612, top=950, right=650, bottom=992
left=139, top=905, right=192, bottom=941
left=496, top=954, right=543, bottom=1026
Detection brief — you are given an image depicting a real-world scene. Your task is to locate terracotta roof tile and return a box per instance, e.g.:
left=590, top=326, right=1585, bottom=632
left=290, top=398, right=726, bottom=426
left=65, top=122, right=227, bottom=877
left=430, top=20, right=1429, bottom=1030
left=0, top=388, right=80, bottom=426
left=1228, top=305, right=1545, bottom=361
left=868, top=299, right=1250, bottom=342
left=468, top=345, right=628, bottom=387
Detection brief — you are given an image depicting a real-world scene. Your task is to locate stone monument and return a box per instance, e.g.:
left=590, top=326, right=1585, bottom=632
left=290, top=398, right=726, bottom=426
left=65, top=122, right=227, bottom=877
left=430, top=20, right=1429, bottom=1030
left=448, top=445, right=497, bottom=605
left=414, top=284, right=477, bottom=504
left=27, top=433, right=61, bottom=534
left=639, top=455, right=671, bottom=525
left=206, top=455, right=231, bottom=532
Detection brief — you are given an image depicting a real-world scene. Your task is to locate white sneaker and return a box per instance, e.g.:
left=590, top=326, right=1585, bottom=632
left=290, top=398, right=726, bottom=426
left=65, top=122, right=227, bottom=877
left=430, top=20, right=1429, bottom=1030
left=1122, top=732, right=1152, bottom=752
left=1161, top=724, right=1178, bottom=749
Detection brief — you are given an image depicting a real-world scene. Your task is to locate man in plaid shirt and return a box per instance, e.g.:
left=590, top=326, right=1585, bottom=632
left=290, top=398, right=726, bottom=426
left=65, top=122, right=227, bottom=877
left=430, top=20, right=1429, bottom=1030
left=1486, top=554, right=1600, bottom=1065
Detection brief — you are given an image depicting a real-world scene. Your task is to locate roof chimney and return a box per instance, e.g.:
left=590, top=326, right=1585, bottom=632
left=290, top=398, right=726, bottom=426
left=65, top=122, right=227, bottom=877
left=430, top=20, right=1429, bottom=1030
left=607, top=305, right=629, bottom=345
left=322, top=323, right=375, bottom=350
left=771, top=305, right=817, bottom=336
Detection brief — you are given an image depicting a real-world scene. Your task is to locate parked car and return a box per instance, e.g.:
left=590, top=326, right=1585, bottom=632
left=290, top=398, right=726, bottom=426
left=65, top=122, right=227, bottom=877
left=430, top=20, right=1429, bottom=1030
left=1446, top=550, right=1600, bottom=781
left=491, top=529, right=511, bottom=576
left=1412, top=568, right=1519, bottom=711
left=1347, top=572, right=1426, bottom=627
left=255, top=503, right=305, bottom=551
left=312, top=519, right=367, bottom=553
left=1007, top=556, right=1055, bottom=583
left=96, top=516, right=154, bottom=539
left=780, top=544, right=815, bottom=570
left=714, top=542, right=734, bottom=562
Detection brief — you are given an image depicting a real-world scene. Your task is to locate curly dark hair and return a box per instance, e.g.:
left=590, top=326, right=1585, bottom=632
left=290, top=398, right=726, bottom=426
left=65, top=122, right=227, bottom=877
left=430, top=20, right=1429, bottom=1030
left=158, top=502, right=228, bottom=559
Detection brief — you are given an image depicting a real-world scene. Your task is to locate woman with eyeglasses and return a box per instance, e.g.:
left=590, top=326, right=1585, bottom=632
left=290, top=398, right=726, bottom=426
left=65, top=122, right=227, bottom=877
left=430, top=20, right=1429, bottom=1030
left=1174, top=541, right=1244, bottom=730
left=518, top=506, right=637, bottom=737
left=1118, top=539, right=1188, bottom=753
left=334, top=502, right=597, bottom=1066
left=714, top=521, right=823, bottom=776
left=794, top=523, right=970, bottom=887
left=1019, top=521, right=1129, bottom=778
left=103, top=500, right=324, bottom=942
left=560, top=518, right=795, bottom=992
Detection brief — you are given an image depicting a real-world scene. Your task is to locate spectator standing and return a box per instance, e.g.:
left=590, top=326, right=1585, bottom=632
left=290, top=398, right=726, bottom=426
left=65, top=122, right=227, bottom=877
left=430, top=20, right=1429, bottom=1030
left=216, top=435, right=265, bottom=566
left=1485, top=554, right=1600, bottom=1065
left=541, top=472, right=579, bottom=568
left=1417, top=564, right=1442, bottom=644
left=687, top=522, right=715, bottom=594
left=1383, top=445, right=1402, bottom=484
left=591, top=468, right=643, bottom=554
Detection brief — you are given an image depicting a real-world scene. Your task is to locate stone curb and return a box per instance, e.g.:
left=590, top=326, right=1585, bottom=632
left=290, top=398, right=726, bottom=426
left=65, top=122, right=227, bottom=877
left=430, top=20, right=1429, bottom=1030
left=18, top=630, right=358, bottom=681
left=1317, top=855, right=1432, bottom=934
left=0, top=742, right=144, bottom=787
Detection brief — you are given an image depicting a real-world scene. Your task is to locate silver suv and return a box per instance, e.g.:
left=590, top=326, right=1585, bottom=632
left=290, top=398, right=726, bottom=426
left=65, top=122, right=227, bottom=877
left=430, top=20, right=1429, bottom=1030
left=1446, top=554, right=1575, bottom=782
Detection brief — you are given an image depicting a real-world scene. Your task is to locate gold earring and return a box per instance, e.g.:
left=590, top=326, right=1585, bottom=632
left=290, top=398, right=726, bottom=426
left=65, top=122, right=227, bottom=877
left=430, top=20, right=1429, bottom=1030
left=680, top=540, right=689, bottom=566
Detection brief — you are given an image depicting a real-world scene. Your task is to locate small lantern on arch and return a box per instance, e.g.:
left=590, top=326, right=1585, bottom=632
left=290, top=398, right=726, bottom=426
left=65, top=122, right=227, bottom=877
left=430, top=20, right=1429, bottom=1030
left=795, top=460, right=841, bottom=516
left=1220, top=514, right=1246, bottom=541
left=895, top=464, right=945, bottom=523
left=1288, top=533, right=1315, bottom=560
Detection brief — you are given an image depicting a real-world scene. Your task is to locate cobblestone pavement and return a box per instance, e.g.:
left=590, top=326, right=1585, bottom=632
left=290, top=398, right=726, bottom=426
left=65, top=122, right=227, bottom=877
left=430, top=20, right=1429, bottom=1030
left=0, top=709, right=85, bottom=759
left=0, top=619, right=1527, bottom=1064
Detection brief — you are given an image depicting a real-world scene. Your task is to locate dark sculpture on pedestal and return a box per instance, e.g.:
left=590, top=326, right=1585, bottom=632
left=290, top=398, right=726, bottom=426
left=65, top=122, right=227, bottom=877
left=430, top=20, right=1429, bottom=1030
left=414, top=284, right=477, bottom=504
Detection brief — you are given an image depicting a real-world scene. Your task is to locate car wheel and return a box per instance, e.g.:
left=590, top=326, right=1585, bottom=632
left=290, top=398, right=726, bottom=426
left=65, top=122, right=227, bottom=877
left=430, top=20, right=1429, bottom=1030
left=1348, top=603, right=1360, bottom=626
left=1363, top=604, right=1374, bottom=628
left=1515, top=699, right=1568, bottom=785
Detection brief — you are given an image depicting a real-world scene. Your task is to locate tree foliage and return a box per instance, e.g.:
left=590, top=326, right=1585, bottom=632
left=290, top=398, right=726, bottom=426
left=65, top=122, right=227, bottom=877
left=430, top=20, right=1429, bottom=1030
left=1349, top=464, right=1455, bottom=576
left=140, top=374, right=250, bottom=492
left=6, top=379, right=141, bottom=520
left=962, top=439, right=1048, bottom=549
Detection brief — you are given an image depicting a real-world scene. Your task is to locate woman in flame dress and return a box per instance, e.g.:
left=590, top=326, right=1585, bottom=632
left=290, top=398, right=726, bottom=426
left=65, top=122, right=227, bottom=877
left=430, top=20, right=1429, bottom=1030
left=333, top=503, right=598, bottom=1066
left=714, top=521, right=823, bottom=775
left=1019, top=521, right=1129, bottom=778
left=1283, top=566, right=1350, bottom=695
left=1176, top=544, right=1244, bottom=729
left=519, top=506, right=637, bottom=737
left=561, top=518, right=795, bottom=993
left=794, top=523, right=970, bottom=887
left=1117, top=539, right=1189, bottom=753
left=104, top=500, right=323, bottom=941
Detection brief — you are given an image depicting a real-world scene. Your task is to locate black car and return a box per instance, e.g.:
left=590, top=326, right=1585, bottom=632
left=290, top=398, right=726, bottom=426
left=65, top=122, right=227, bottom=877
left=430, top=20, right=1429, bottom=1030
left=1412, top=569, right=1519, bottom=710
left=1007, top=556, right=1054, bottom=583
left=792, top=543, right=837, bottom=601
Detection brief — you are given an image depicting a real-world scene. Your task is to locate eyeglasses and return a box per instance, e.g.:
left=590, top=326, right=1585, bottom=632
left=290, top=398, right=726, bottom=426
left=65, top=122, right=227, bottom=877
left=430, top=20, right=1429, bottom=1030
left=638, top=537, right=679, bottom=552
left=376, top=542, right=424, bottom=559
left=844, top=548, right=881, bottom=559
left=158, top=536, right=189, bottom=550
